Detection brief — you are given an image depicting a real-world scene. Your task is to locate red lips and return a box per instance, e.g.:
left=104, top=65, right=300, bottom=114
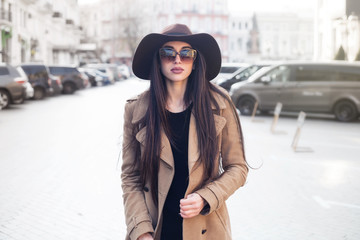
left=171, top=67, right=184, bottom=74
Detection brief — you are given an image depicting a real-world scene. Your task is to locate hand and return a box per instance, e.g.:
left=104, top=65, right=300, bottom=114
left=137, top=232, right=153, bottom=240
left=179, top=193, right=205, bottom=218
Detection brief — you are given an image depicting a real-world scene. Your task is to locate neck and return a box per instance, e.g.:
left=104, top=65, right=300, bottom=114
left=166, top=79, right=188, bottom=113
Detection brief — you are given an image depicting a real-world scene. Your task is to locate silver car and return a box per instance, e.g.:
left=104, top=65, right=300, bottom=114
left=229, top=62, right=360, bottom=122
left=0, top=64, right=27, bottom=109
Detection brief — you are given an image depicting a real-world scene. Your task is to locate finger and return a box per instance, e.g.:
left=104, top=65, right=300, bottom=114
left=180, top=196, right=198, bottom=206
left=180, top=202, right=199, bottom=210
left=180, top=202, right=201, bottom=211
left=180, top=210, right=198, bottom=218
left=180, top=207, right=201, bottom=217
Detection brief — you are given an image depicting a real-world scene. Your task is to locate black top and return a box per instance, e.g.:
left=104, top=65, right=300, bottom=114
left=161, top=105, right=192, bottom=240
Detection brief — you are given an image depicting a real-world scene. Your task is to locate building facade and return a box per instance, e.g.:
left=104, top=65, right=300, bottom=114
left=315, top=0, right=360, bottom=61
left=255, top=12, right=314, bottom=61
left=1, top=0, right=81, bottom=65
left=79, top=0, right=229, bottom=63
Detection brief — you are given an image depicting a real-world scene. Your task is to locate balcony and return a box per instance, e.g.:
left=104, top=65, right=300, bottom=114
left=0, top=9, right=12, bottom=23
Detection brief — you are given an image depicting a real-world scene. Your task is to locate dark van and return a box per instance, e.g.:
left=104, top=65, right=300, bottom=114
left=229, top=62, right=360, bottom=122
left=48, top=66, right=86, bottom=94
left=19, top=63, right=52, bottom=100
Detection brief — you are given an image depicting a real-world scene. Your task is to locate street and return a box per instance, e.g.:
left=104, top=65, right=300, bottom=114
left=0, top=78, right=359, bottom=240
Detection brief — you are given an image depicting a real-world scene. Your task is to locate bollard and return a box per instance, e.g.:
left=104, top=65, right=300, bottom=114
left=251, top=101, right=259, bottom=121
left=271, top=102, right=282, bottom=133
left=291, top=111, right=312, bottom=152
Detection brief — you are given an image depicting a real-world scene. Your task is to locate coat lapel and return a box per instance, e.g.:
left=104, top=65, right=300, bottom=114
left=132, top=92, right=174, bottom=169
left=135, top=126, right=174, bottom=169
left=188, top=112, right=227, bottom=174
left=132, top=89, right=228, bottom=176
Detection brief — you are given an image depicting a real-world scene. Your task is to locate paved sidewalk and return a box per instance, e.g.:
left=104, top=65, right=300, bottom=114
left=0, top=78, right=359, bottom=240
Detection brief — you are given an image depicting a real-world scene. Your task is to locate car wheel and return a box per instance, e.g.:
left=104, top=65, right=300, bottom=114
left=334, top=100, right=358, bottom=122
left=236, top=96, right=256, bottom=116
left=33, top=87, right=45, bottom=100
left=0, top=89, right=10, bottom=109
left=63, top=82, right=76, bottom=94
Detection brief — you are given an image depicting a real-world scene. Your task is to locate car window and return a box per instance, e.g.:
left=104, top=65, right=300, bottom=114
left=337, top=71, right=360, bottom=82
left=295, top=66, right=336, bottom=82
left=0, top=66, right=10, bottom=75
left=220, top=67, right=240, bottom=74
left=234, top=66, right=259, bottom=80
left=264, top=66, right=291, bottom=83
left=21, top=65, right=48, bottom=79
left=66, top=67, right=78, bottom=74
left=49, top=67, right=63, bottom=75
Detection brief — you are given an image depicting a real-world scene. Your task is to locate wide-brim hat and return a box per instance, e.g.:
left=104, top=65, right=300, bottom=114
left=132, top=24, right=221, bottom=81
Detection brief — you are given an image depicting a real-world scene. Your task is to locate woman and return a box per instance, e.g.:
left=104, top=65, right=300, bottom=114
left=121, top=24, right=248, bottom=240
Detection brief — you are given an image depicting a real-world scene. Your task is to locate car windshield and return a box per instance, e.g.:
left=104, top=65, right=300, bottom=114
left=247, top=66, right=271, bottom=82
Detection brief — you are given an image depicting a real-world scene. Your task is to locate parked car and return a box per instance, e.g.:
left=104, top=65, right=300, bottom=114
left=49, top=74, right=63, bottom=95
left=217, top=64, right=270, bottom=91
left=117, top=64, right=130, bottom=79
left=19, top=63, right=53, bottom=100
left=78, top=68, right=97, bottom=87
left=16, top=66, right=34, bottom=99
left=48, top=66, right=86, bottom=94
left=212, top=62, right=249, bottom=84
left=85, top=68, right=112, bottom=86
left=229, top=61, right=360, bottom=122
left=0, top=64, right=27, bottom=109
left=84, top=63, right=116, bottom=83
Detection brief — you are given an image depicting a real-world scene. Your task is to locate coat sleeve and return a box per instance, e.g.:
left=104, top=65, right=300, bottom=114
left=195, top=96, right=248, bottom=215
left=121, top=101, right=154, bottom=240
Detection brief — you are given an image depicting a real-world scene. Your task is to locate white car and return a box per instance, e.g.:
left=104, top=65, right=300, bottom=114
left=212, top=62, right=249, bottom=84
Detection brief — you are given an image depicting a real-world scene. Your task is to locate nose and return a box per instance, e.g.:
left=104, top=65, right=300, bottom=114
left=174, top=53, right=181, bottom=63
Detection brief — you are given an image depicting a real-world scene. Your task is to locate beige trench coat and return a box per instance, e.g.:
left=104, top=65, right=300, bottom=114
left=121, top=86, right=248, bottom=240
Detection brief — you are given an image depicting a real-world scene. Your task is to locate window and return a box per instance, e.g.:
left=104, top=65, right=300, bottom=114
left=295, top=66, right=335, bottom=82
left=265, top=66, right=291, bottom=83
left=0, top=67, right=9, bottom=75
left=237, top=38, right=242, bottom=50
left=337, top=71, right=360, bottom=82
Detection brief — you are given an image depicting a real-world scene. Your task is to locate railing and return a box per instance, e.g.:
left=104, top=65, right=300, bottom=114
left=0, top=9, right=12, bottom=22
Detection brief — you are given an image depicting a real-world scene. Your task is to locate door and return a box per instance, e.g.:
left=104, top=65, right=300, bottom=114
left=282, top=65, right=332, bottom=112
left=253, top=65, right=292, bottom=110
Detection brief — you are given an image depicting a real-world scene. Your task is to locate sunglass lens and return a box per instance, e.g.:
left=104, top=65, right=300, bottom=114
left=159, top=48, right=196, bottom=62
left=179, top=49, right=196, bottom=62
left=160, top=49, right=176, bottom=61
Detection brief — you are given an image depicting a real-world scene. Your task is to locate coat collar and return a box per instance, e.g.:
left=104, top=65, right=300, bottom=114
left=133, top=89, right=227, bottom=171
left=131, top=89, right=227, bottom=124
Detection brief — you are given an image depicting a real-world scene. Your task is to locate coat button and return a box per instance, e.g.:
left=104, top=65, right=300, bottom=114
left=144, top=187, right=149, bottom=192
left=201, top=229, right=207, bottom=234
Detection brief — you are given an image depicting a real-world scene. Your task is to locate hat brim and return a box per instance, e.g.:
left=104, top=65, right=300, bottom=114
left=132, top=33, right=221, bottom=80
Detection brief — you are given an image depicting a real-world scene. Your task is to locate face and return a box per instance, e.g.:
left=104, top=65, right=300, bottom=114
left=159, top=41, right=196, bottom=84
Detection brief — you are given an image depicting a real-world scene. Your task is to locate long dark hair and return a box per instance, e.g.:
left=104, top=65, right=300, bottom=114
left=135, top=50, right=246, bottom=205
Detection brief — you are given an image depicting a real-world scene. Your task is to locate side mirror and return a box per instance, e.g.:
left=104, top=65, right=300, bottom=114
left=260, top=76, right=271, bottom=83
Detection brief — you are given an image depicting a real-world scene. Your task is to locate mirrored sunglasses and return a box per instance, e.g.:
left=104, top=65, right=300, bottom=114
left=159, top=48, right=197, bottom=63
